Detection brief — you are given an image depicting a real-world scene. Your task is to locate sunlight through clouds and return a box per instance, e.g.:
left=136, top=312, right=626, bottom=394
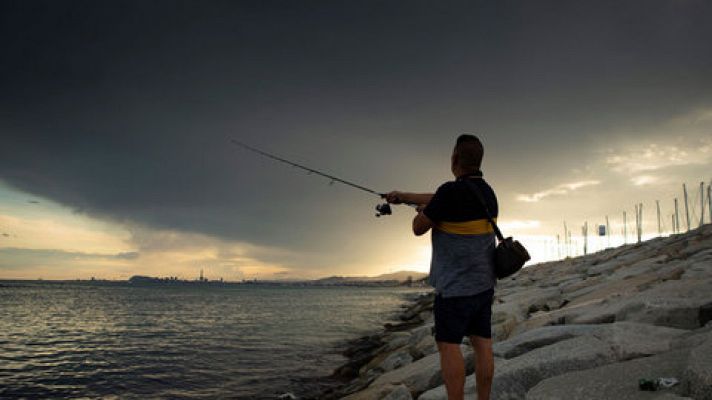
left=605, top=143, right=709, bottom=174
left=631, top=175, right=659, bottom=186
left=516, top=180, right=601, bottom=202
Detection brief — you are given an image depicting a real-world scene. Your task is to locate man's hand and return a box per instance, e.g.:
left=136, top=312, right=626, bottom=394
left=385, top=191, right=405, bottom=204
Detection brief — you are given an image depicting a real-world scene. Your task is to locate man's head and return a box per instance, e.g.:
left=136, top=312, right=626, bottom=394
left=451, top=134, right=484, bottom=177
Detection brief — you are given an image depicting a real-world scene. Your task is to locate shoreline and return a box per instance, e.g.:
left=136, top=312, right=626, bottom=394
left=304, top=291, right=436, bottom=400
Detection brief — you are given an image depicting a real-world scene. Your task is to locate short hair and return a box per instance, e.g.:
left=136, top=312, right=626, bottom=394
left=454, top=134, right=484, bottom=172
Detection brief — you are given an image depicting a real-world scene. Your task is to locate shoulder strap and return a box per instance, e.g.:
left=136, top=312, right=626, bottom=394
left=462, top=179, right=505, bottom=242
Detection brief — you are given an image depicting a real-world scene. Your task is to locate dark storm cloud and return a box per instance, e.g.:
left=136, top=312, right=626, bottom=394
left=1, top=1, right=711, bottom=254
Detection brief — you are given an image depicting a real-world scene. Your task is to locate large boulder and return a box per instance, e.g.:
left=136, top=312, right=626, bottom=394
left=341, top=383, right=405, bottom=400
left=564, top=273, right=661, bottom=309
left=559, top=275, right=603, bottom=295
left=378, top=350, right=414, bottom=372
left=420, top=335, right=616, bottom=400
left=382, top=384, right=413, bottom=400
left=590, top=322, right=687, bottom=361
left=526, top=348, right=691, bottom=400
left=417, top=361, right=495, bottom=400
left=409, top=334, right=437, bottom=360
left=493, top=324, right=598, bottom=359
left=683, top=335, right=712, bottom=400
left=614, top=278, right=712, bottom=329
left=491, top=335, right=616, bottom=399
left=383, top=332, right=412, bottom=352
left=407, top=324, right=433, bottom=347
left=367, top=345, right=473, bottom=396
left=565, top=278, right=712, bottom=330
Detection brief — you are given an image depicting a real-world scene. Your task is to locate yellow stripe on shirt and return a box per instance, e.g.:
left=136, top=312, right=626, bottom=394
left=435, top=218, right=496, bottom=235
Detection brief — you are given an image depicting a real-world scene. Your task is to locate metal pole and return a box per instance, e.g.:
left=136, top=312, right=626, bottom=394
left=623, top=211, right=627, bottom=244
left=671, top=214, right=675, bottom=234
left=582, top=222, right=588, bottom=255
left=708, top=183, right=712, bottom=225
left=656, top=200, right=661, bottom=235
left=637, top=203, right=643, bottom=243
left=634, top=204, right=641, bottom=243
left=605, top=215, right=610, bottom=248
left=683, top=183, right=690, bottom=231
left=674, top=198, right=680, bottom=234
left=701, top=182, right=705, bottom=228
left=563, top=221, right=568, bottom=257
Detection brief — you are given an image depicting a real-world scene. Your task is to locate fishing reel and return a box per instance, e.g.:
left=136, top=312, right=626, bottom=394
left=375, top=203, right=392, bottom=217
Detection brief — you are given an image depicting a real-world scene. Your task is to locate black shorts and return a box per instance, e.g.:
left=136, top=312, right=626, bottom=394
left=434, top=288, right=494, bottom=344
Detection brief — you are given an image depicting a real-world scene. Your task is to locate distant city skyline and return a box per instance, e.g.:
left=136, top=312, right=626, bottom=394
left=1, top=1, right=711, bottom=280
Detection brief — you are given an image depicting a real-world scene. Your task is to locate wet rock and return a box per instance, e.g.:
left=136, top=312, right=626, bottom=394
left=407, top=324, right=432, bottom=347
left=378, top=350, right=413, bottom=372
left=369, top=345, right=473, bottom=396
left=409, top=334, right=437, bottom=360
left=382, top=332, right=411, bottom=352
left=368, top=352, right=443, bottom=396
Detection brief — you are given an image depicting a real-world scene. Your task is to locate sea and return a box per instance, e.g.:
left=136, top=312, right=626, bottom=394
left=0, top=281, right=429, bottom=399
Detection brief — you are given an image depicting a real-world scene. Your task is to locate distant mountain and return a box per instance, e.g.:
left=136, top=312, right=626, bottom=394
left=313, top=270, right=427, bottom=283
left=367, top=271, right=428, bottom=282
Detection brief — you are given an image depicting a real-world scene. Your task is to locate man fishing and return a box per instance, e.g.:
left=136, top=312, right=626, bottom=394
left=386, top=134, right=497, bottom=400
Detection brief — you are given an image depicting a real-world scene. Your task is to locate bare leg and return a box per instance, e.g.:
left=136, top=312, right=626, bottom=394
left=469, top=335, right=494, bottom=400
left=437, top=341, right=465, bottom=400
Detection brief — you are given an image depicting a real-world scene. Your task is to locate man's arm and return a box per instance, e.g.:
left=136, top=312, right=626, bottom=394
left=412, top=206, right=434, bottom=236
left=385, top=191, right=434, bottom=206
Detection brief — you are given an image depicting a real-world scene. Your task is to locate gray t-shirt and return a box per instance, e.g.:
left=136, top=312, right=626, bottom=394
left=423, top=174, right=497, bottom=298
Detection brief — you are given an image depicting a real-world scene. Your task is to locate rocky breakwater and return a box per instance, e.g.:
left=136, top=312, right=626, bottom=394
left=320, top=224, right=712, bottom=400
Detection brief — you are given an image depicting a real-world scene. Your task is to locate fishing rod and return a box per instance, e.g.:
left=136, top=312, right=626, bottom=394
left=229, top=139, right=415, bottom=217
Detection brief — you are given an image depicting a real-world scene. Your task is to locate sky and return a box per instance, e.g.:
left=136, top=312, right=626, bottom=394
left=1, top=1, right=711, bottom=280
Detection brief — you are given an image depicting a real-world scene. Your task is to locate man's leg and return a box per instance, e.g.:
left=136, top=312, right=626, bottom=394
left=469, top=335, right=494, bottom=400
left=437, top=341, right=465, bottom=400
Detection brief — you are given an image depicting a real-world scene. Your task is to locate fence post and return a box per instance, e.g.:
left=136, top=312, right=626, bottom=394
left=683, top=184, right=690, bottom=232
left=701, top=182, right=705, bottom=228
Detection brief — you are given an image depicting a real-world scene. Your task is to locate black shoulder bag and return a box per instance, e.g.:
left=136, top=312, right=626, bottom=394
left=463, top=179, right=531, bottom=279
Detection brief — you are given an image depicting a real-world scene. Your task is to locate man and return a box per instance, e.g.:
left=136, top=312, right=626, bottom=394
left=386, top=134, right=497, bottom=400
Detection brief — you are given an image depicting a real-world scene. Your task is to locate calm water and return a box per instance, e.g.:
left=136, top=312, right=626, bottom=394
left=0, top=282, right=428, bottom=399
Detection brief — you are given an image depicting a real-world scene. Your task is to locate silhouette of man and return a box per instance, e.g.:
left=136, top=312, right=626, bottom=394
left=386, top=134, right=497, bottom=400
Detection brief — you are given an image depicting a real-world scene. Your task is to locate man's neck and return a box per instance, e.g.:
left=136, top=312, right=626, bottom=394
left=455, top=170, right=483, bottom=180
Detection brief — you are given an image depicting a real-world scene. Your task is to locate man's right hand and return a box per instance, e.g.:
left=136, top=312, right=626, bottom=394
left=385, top=191, right=405, bottom=204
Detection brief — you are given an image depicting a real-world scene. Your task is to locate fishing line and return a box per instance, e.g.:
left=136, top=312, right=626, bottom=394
left=229, top=139, right=414, bottom=217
